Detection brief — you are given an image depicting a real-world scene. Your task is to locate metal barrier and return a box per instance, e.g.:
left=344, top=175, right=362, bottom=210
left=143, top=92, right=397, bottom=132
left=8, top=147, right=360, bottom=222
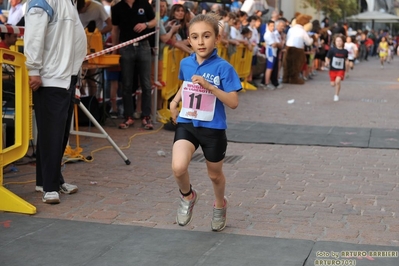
left=228, top=44, right=256, bottom=91
left=0, top=48, right=36, bottom=214
left=157, top=46, right=188, bottom=124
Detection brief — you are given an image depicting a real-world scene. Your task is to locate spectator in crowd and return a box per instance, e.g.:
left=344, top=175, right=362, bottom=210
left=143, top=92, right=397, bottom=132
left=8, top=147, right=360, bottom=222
left=270, top=18, right=285, bottom=89
left=321, top=17, right=329, bottom=28
left=210, top=3, right=221, bottom=14
left=0, top=0, right=7, bottom=24
left=237, top=10, right=248, bottom=28
left=230, top=0, right=242, bottom=13
left=151, top=0, right=181, bottom=110
left=0, top=32, right=17, bottom=49
left=7, top=0, right=24, bottom=25
left=77, top=0, right=112, bottom=97
left=111, top=0, right=156, bottom=130
left=78, top=0, right=112, bottom=34
left=240, top=0, right=269, bottom=17
left=246, top=15, right=261, bottom=84
left=164, top=4, right=193, bottom=54
left=262, top=20, right=278, bottom=90
left=25, top=0, right=87, bottom=204
left=230, top=17, right=247, bottom=44
left=159, top=0, right=169, bottom=22
left=220, top=12, right=240, bottom=58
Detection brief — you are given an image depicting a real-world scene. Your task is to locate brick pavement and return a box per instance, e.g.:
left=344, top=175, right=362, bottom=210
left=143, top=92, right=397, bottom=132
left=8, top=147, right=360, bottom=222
left=3, top=56, right=399, bottom=247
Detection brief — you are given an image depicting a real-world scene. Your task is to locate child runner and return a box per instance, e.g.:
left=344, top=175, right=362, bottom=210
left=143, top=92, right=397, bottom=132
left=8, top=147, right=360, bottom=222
left=344, top=36, right=358, bottom=78
left=378, top=36, right=388, bottom=68
left=169, top=13, right=242, bottom=231
left=325, top=34, right=348, bottom=102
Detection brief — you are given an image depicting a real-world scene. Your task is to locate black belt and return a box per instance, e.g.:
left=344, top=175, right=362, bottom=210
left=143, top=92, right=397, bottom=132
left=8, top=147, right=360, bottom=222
left=132, top=40, right=148, bottom=47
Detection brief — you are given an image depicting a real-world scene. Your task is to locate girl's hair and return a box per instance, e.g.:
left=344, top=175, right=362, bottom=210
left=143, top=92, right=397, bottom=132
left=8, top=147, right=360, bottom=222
left=189, top=13, right=220, bottom=36
left=332, top=34, right=345, bottom=47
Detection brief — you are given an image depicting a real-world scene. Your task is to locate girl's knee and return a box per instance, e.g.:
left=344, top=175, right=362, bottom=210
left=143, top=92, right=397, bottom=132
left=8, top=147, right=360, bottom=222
left=208, top=171, right=225, bottom=183
left=172, top=162, right=189, bottom=178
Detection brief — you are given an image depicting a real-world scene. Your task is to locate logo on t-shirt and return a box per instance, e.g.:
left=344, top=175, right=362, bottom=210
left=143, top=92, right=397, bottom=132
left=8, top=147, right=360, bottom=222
left=138, top=8, right=145, bottom=15
left=202, top=73, right=220, bottom=86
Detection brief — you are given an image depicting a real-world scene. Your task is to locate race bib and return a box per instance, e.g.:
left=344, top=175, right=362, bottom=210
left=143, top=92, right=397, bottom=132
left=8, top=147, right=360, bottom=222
left=180, top=81, right=217, bottom=121
left=332, top=57, right=345, bottom=69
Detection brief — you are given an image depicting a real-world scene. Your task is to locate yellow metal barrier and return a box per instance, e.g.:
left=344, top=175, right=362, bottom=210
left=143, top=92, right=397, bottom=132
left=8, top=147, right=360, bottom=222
left=228, top=44, right=256, bottom=91
left=9, top=38, right=24, bottom=53
left=217, top=43, right=228, bottom=61
left=157, top=46, right=188, bottom=123
left=0, top=48, right=36, bottom=214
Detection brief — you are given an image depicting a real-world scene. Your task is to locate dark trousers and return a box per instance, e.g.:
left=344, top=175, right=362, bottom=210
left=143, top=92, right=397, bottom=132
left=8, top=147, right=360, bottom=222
left=34, top=76, right=77, bottom=192
left=271, top=48, right=281, bottom=87
left=119, top=41, right=152, bottom=118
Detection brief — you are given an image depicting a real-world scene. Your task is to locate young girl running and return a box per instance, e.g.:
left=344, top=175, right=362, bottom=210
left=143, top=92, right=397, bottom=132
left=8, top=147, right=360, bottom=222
left=344, top=36, right=358, bottom=78
left=325, top=34, right=348, bottom=102
left=378, top=36, right=388, bottom=68
left=169, top=13, right=242, bottom=231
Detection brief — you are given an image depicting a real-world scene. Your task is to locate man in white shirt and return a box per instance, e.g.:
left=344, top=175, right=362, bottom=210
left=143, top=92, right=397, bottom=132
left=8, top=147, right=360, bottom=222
left=282, top=15, right=313, bottom=84
left=78, top=0, right=112, bottom=35
left=7, top=0, right=23, bottom=25
left=240, top=0, right=268, bottom=17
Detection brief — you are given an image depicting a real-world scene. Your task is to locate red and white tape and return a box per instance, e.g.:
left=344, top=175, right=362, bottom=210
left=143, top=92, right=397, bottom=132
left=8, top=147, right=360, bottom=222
left=0, top=25, right=24, bottom=35
left=84, top=31, right=156, bottom=61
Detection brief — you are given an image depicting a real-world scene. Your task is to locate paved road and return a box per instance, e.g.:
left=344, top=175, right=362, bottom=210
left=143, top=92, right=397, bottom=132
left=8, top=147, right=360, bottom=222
left=3, top=55, right=399, bottom=247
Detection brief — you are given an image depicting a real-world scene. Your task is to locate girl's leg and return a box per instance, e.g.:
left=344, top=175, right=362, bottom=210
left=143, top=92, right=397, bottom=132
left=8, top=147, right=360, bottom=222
left=172, top=139, right=196, bottom=200
left=335, top=76, right=342, bottom=96
left=206, top=160, right=226, bottom=208
left=346, top=61, right=350, bottom=77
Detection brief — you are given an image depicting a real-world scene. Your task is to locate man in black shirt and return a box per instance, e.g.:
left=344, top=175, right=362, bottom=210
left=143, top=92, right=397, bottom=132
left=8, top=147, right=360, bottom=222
left=111, top=0, right=156, bottom=129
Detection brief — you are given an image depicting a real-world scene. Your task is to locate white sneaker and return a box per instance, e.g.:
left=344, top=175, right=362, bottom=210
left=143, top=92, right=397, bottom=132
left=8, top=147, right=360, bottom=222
left=42, top=192, right=60, bottom=204
left=36, top=183, right=78, bottom=194
left=276, top=84, right=283, bottom=89
left=334, top=95, right=339, bottom=102
left=266, top=84, right=276, bottom=90
left=60, top=183, right=78, bottom=194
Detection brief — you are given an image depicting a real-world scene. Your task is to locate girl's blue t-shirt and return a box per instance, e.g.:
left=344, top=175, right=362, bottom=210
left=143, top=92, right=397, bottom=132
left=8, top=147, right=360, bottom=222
left=177, top=49, right=242, bottom=129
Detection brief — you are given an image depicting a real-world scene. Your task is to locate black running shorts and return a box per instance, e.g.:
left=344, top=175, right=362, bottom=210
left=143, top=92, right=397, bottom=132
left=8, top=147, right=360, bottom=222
left=174, top=123, right=227, bottom=163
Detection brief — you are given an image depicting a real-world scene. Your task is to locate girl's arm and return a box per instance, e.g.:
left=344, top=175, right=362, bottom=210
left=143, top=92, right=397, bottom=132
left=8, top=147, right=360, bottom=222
left=191, top=75, right=239, bottom=109
left=170, top=85, right=184, bottom=124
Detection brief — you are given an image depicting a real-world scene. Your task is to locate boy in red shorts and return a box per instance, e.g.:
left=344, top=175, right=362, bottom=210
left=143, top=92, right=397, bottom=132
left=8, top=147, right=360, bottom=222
left=325, top=34, right=348, bottom=102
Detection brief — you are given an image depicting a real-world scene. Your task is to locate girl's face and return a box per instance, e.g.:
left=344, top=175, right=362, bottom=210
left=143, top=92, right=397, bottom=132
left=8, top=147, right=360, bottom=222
left=335, top=37, right=344, bottom=48
left=346, top=36, right=352, bottom=43
left=381, top=37, right=386, bottom=42
left=188, top=21, right=219, bottom=64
